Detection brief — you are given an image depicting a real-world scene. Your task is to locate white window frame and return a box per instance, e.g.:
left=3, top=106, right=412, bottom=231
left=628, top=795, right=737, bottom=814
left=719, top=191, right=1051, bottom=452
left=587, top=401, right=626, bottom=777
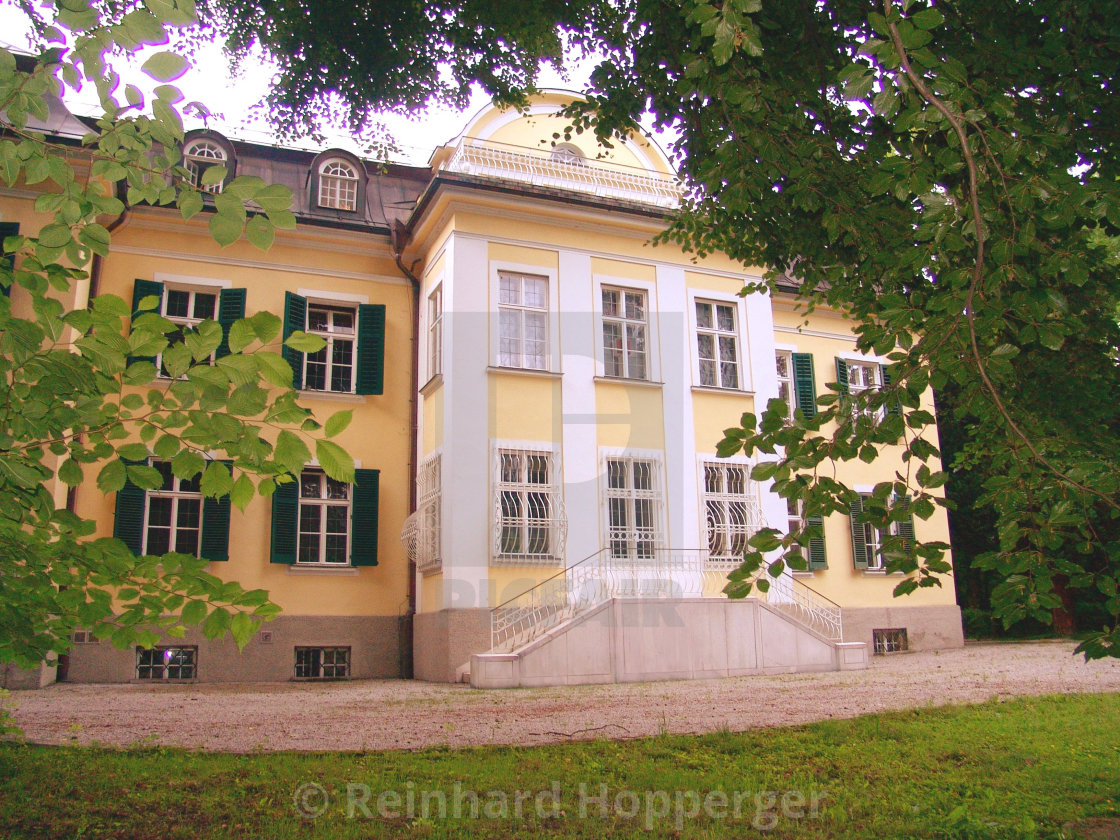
left=692, top=297, right=744, bottom=390
left=303, top=301, right=358, bottom=394
left=854, top=489, right=900, bottom=572
left=317, top=159, right=359, bottom=211
left=416, top=452, right=442, bottom=574
left=600, top=449, right=665, bottom=561
left=839, top=352, right=890, bottom=422
left=601, top=286, right=649, bottom=380
left=489, top=262, right=559, bottom=373
left=491, top=443, right=566, bottom=565
left=699, top=458, right=762, bottom=569
left=155, top=283, right=222, bottom=378
left=143, top=461, right=204, bottom=556
left=594, top=276, right=660, bottom=382
left=494, top=269, right=550, bottom=370
left=183, top=139, right=226, bottom=194
left=775, top=349, right=796, bottom=423
left=297, top=469, right=353, bottom=566
left=427, top=284, right=443, bottom=380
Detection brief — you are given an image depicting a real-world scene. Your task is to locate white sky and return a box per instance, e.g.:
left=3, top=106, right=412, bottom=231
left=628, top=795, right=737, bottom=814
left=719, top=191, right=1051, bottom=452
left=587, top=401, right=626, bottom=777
left=0, top=4, right=597, bottom=165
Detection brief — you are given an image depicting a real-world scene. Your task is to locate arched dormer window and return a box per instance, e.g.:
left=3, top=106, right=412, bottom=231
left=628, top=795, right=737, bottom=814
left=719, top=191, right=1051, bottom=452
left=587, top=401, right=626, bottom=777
left=183, top=137, right=229, bottom=194
left=317, top=158, right=360, bottom=211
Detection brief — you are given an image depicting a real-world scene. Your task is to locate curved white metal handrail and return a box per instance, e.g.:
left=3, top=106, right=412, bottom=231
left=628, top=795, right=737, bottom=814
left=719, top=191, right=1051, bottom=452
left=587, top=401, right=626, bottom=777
left=489, top=548, right=844, bottom=652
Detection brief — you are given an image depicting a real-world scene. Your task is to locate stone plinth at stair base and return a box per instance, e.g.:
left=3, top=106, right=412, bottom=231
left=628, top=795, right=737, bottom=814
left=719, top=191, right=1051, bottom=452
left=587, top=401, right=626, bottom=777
left=471, top=597, right=868, bottom=689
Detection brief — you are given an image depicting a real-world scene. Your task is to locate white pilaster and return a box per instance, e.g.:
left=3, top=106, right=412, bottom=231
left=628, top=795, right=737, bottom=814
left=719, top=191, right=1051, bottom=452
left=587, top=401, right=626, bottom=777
left=441, top=234, right=493, bottom=609
left=655, top=265, right=699, bottom=550
left=558, top=250, right=602, bottom=565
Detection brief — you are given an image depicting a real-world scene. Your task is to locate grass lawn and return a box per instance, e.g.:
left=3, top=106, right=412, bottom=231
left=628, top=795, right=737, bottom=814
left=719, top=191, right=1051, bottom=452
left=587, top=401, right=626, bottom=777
left=1, top=692, right=1118, bottom=839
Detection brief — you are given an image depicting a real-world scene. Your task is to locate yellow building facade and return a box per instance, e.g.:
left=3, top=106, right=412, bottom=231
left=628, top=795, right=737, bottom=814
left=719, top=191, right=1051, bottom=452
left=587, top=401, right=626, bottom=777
left=7, top=92, right=962, bottom=687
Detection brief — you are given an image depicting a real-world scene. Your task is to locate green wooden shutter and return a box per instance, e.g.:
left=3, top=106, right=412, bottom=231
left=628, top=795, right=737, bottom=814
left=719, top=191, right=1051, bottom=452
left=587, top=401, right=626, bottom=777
left=896, top=494, right=915, bottom=551
left=834, top=357, right=849, bottom=395
left=113, top=469, right=146, bottom=556
left=215, top=288, right=246, bottom=360
left=131, top=279, right=164, bottom=321
left=849, top=495, right=869, bottom=570
left=282, top=292, right=307, bottom=390
left=350, top=468, right=380, bottom=566
left=0, top=221, right=19, bottom=297
left=128, top=279, right=164, bottom=367
left=807, top=513, right=827, bottom=570
left=880, top=364, right=902, bottom=417
left=355, top=303, right=386, bottom=395
left=791, top=352, right=816, bottom=418
left=200, top=460, right=232, bottom=562
left=269, top=478, right=299, bottom=564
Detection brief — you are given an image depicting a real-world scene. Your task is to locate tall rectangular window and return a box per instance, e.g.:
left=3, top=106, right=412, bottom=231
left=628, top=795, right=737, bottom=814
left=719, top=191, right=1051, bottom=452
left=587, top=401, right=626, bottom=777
left=159, top=287, right=217, bottom=376
left=702, top=462, right=758, bottom=566
left=604, top=456, right=662, bottom=559
left=304, top=304, right=356, bottom=392
left=298, top=470, right=351, bottom=565
left=498, top=271, right=548, bottom=369
left=495, top=448, right=562, bottom=563
left=428, top=286, right=443, bottom=379
left=145, top=461, right=202, bottom=556
left=776, top=351, right=795, bottom=422
left=850, top=494, right=913, bottom=572
left=695, top=300, right=740, bottom=389
left=602, top=287, right=648, bottom=380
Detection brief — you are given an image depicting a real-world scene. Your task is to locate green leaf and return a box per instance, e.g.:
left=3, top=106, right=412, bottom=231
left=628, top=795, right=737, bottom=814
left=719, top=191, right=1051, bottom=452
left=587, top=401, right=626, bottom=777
left=208, top=212, right=242, bottom=247
left=180, top=599, right=207, bottom=626
left=178, top=189, right=203, bottom=220
left=141, top=51, right=189, bottom=82
left=244, top=214, right=274, bottom=250
left=255, top=352, right=293, bottom=387
left=283, top=330, right=327, bottom=353
left=97, top=459, right=127, bottom=493
left=315, top=439, right=354, bottom=482
left=910, top=7, right=944, bottom=29
left=324, top=409, right=353, bottom=437
left=200, top=460, right=234, bottom=497
left=230, top=611, right=256, bottom=649
left=230, top=474, right=255, bottom=510
left=200, top=164, right=227, bottom=187
left=274, top=430, right=311, bottom=472
left=58, top=458, right=83, bottom=487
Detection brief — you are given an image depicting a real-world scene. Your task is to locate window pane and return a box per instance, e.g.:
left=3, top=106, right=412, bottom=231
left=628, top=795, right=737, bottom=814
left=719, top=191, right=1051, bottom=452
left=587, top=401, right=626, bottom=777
left=624, top=292, right=644, bottom=320
left=602, top=288, right=619, bottom=317
left=147, top=496, right=172, bottom=528
left=695, top=301, right=712, bottom=329
left=301, top=474, right=322, bottom=498
left=333, top=311, right=353, bottom=332
left=524, top=277, right=547, bottom=309
left=193, top=293, right=216, bottom=320
left=165, top=290, right=189, bottom=318
left=716, top=304, right=735, bottom=332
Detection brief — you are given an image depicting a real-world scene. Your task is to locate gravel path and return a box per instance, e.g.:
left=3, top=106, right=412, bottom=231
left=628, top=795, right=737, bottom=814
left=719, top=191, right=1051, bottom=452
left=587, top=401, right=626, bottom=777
left=7, top=641, right=1119, bottom=753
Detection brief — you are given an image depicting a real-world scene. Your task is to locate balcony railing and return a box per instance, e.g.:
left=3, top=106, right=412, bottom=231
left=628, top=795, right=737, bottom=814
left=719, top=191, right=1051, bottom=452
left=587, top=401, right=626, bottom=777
left=440, top=137, right=683, bottom=209
left=489, top=548, right=843, bottom=652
